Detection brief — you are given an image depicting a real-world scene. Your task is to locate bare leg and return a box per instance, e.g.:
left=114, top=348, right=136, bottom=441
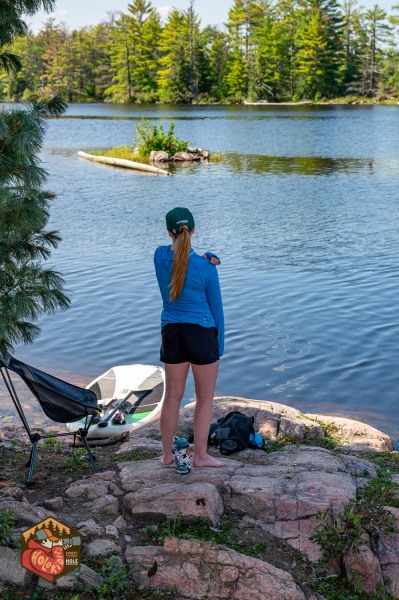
left=192, top=361, right=225, bottom=468
left=160, top=362, right=190, bottom=465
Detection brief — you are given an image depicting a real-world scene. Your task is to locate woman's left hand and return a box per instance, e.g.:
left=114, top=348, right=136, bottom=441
left=202, top=252, right=221, bottom=265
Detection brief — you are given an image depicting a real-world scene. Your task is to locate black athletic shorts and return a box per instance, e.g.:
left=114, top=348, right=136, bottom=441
left=160, top=323, right=219, bottom=365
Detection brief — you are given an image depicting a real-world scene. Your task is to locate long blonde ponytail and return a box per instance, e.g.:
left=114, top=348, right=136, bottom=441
left=169, top=228, right=191, bottom=301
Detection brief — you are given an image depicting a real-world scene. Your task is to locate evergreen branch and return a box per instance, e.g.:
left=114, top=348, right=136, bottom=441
left=0, top=0, right=69, bottom=357
left=0, top=320, right=41, bottom=359
left=0, top=51, right=22, bottom=74
left=0, top=13, right=27, bottom=47
left=28, top=96, right=68, bottom=118
left=2, top=1, right=56, bottom=16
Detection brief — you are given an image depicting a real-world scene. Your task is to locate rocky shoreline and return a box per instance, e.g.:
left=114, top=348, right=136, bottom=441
left=1, top=396, right=398, bottom=599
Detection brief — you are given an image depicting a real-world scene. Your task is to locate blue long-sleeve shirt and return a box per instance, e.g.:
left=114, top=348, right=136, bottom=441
left=154, top=245, right=224, bottom=357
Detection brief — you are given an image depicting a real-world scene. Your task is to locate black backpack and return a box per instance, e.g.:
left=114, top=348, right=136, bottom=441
left=216, top=411, right=255, bottom=455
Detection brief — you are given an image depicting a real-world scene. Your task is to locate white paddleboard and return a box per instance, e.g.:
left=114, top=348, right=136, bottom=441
left=67, top=364, right=165, bottom=439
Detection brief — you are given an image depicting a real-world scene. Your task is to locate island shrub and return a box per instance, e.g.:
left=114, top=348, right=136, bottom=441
left=133, top=120, right=188, bottom=157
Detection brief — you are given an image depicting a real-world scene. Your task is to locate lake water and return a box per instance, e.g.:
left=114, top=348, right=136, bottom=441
left=2, top=103, right=399, bottom=445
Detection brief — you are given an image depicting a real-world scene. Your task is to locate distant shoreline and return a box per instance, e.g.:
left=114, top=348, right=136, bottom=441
left=1, top=98, right=399, bottom=108
left=243, top=99, right=399, bottom=106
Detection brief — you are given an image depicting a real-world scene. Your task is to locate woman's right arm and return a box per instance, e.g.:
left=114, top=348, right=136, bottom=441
left=205, top=266, right=224, bottom=357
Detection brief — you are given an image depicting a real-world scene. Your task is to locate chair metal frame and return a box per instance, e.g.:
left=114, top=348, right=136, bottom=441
left=0, top=363, right=99, bottom=484
left=96, top=388, right=153, bottom=429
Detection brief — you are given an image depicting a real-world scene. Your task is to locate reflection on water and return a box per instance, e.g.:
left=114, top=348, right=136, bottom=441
left=227, top=153, right=375, bottom=176
left=57, top=114, right=345, bottom=121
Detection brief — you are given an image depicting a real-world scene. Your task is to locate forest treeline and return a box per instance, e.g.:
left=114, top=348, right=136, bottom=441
left=1, top=0, right=399, bottom=103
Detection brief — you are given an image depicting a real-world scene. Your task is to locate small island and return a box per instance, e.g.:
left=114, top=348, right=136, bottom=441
left=79, top=121, right=214, bottom=176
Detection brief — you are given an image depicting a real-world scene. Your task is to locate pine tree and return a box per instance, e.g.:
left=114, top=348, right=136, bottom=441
left=106, top=13, right=133, bottom=101
left=157, top=8, right=204, bottom=103
left=296, top=0, right=345, bottom=97
left=105, top=2, right=161, bottom=102
left=0, top=1, right=70, bottom=358
left=363, top=5, right=392, bottom=95
left=383, top=4, right=399, bottom=96
left=127, top=1, right=162, bottom=100
left=91, top=17, right=117, bottom=101
left=380, top=48, right=399, bottom=96
left=276, top=0, right=301, bottom=98
left=390, top=4, right=399, bottom=27
left=38, top=19, right=68, bottom=96
left=225, top=49, right=248, bottom=99
left=255, top=7, right=294, bottom=100
left=187, top=0, right=199, bottom=98
left=296, top=8, right=338, bottom=98
left=0, top=30, right=46, bottom=101
left=226, top=0, right=267, bottom=97
left=203, top=26, right=230, bottom=101
left=341, top=0, right=364, bottom=89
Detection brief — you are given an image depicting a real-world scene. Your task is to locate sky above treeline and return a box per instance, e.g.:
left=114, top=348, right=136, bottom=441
left=27, top=0, right=397, bottom=32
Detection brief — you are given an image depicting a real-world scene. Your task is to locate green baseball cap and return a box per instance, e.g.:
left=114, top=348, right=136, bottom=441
left=165, top=207, right=195, bottom=234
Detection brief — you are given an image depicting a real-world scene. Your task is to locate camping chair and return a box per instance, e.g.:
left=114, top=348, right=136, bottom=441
left=0, top=356, right=101, bottom=484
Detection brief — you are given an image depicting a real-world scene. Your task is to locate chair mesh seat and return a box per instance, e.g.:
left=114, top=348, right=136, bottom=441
left=0, top=355, right=100, bottom=484
left=6, top=357, right=99, bottom=422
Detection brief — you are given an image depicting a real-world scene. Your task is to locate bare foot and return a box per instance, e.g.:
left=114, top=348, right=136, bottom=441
left=192, top=454, right=226, bottom=468
left=161, top=454, right=174, bottom=466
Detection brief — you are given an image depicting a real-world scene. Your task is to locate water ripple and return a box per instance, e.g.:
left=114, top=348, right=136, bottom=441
left=3, top=103, right=398, bottom=447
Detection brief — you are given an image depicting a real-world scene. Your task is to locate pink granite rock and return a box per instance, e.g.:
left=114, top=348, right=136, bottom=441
left=65, top=471, right=119, bottom=499
left=76, top=518, right=105, bottom=538
left=65, top=481, right=109, bottom=499
left=89, top=470, right=117, bottom=481
left=306, top=414, right=393, bottom=452
left=43, top=496, right=63, bottom=511
left=182, top=397, right=323, bottom=442
left=223, top=453, right=357, bottom=562
left=0, top=546, right=35, bottom=588
left=0, top=498, right=55, bottom=524
left=344, top=533, right=384, bottom=593
left=119, top=445, right=363, bottom=563
left=113, top=515, right=127, bottom=530
left=125, top=537, right=306, bottom=599
left=115, top=435, right=162, bottom=456
left=124, top=482, right=224, bottom=525
left=56, top=564, right=103, bottom=590
left=88, top=494, right=120, bottom=515
left=0, top=486, right=28, bottom=503
left=118, top=458, right=239, bottom=492
left=173, top=151, right=197, bottom=161
left=85, top=538, right=120, bottom=557
left=150, top=150, right=169, bottom=162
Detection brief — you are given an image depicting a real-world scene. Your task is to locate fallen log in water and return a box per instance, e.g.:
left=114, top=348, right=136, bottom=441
left=78, top=150, right=172, bottom=176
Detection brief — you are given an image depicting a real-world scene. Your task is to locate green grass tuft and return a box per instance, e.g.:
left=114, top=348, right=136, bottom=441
left=59, top=448, right=88, bottom=470
left=0, top=510, right=16, bottom=546
left=141, top=511, right=268, bottom=558
left=89, top=145, right=150, bottom=165
left=115, top=448, right=156, bottom=462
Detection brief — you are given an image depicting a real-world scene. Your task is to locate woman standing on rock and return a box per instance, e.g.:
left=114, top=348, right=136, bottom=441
left=154, top=207, right=225, bottom=468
